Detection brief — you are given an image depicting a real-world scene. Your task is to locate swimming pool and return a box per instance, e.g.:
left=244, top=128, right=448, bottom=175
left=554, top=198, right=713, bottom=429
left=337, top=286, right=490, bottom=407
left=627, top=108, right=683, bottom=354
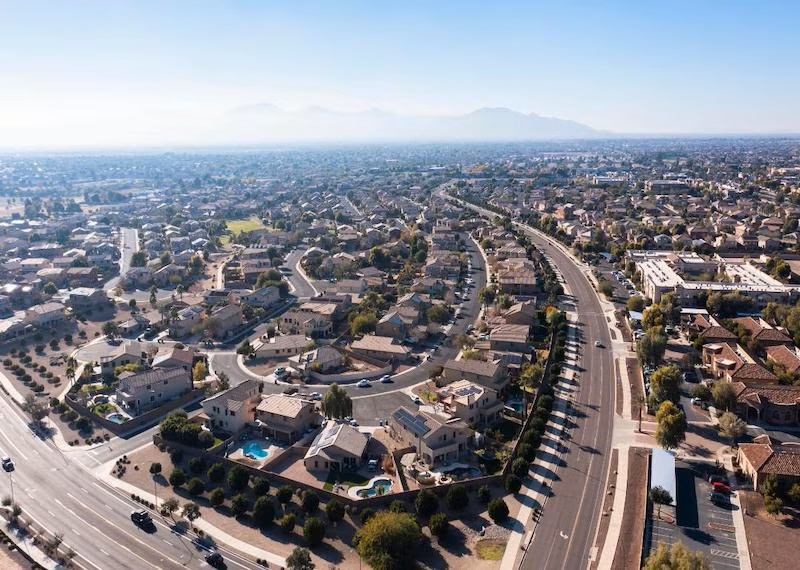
left=356, top=478, right=392, bottom=498
left=242, top=440, right=269, bottom=460
left=106, top=412, right=127, bottom=424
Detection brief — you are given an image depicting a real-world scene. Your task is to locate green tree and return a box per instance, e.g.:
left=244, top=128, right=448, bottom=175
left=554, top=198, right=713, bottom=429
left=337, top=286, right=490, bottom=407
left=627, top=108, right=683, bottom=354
left=445, top=485, right=469, bottom=511
left=642, top=305, right=666, bottom=330
left=169, top=468, right=186, bottom=487
left=649, top=485, right=673, bottom=518
left=505, top=474, right=522, bottom=493
left=252, top=477, right=270, bottom=497
left=253, top=496, right=276, bottom=526
left=227, top=465, right=250, bottom=492
left=162, top=497, right=180, bottom=519
left=277, top=485, right=294, bottom=504
left=279, top=512, right=296, bottom=533
left=43, top=281, right=58, bottom=295
left=627, top=295, right=645, bottom=313
left=655, top=401, right=687, bottom=450
left=186, top=477, right=205, bottom=496
left=301, top=490, right=320, bottom=513
left=637, top=329, right=667, bottom=367
left=102, top=321, right=119, bottom=337
left=477, top=286, right=496, bottom=306
left=643, top=541, right=710, bottom=570
left=149, top=462, right=162, bottom=475
left=428, top=512, right=449, bottom=542
left=230, top=493, right=250, bottom=517
left=689, top=383, right=711, bottom=401
left=718, top=411, right=747, bottom=448
left=182, top=502, right=201, bottom=521
left=711, top=382, right=737, bottom=412
left=349, top=313, right=377, bottom=336
left=648, top=364, right=682, bottom=408
left=598, top=279, right=614, bottom=299
left=354, top=511, right=421, bottom=570
left=326, top=499, right=345, bottom=523
left=426, top=305, right=451, bottom=324
left=415, top=489, right=438, bottom=518
left=321, top=383, right=352, bottom=419
left=303, top=517, right=326, bottom=546
left=286, top=547, right=315, bottom=570
left=209, top=487, right=225, bottom=507
left=477, top=485, right=491, bottom=504
left=207, top=463, right=225, bottom=483
left=488, top=498, right=509, bottom=523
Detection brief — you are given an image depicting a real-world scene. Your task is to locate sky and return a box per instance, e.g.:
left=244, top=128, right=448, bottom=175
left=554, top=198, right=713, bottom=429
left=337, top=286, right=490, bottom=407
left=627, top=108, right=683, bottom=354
left=1, top=0, right=799, bottom=148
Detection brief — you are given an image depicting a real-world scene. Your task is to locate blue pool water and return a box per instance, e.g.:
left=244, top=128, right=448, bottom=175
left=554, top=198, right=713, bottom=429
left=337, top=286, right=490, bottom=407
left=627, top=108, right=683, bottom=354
left=357, top=478, right=392, bottom=498
left=242, top=441, right=269, bottom=460
left=106, top=412, right=126, bottom=424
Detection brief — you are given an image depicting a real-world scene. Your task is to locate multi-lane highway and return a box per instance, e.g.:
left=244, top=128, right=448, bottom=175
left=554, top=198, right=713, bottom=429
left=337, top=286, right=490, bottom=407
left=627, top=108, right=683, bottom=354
left=0, top=389, right=260, bottom=570
left=445, top=186, right=615, bottom=570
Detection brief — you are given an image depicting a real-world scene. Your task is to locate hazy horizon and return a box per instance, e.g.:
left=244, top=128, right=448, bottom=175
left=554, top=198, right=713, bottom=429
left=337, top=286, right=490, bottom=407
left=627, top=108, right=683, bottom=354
left=2, top=1, right=799, bottom=149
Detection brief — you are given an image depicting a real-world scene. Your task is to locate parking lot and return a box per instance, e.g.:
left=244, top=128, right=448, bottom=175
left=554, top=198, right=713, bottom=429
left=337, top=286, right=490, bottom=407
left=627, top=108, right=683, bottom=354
left=645, top=461, right=741, bottom=569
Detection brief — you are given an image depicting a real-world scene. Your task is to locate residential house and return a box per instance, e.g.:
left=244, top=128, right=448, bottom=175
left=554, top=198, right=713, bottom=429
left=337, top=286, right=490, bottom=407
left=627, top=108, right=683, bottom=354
left=119, top=315, right=150, bottom=338
left=496, top=258, right=538, bottom=296
left=503, top=301, right=537, bottom=326
left=239, top=286, right=281, bottom=308
left=255, top=394, right=319, bottom=443
left=304, top=420, right=369, bottom=472
left=67, top=287, right=108, bottom=312
left=350, top=335, right=410, bottom=362
left=100, top=340, right=150, bottom=377
left=64, top=266, right=99, bottom=287
left=291, top=346, right=344, bottom=373
left=442, top=358, right=509, bottom=393
left=733, top=383, right=800, bottom=426
left=436, top=380, right=504, bottom=426
left=152, top=347, right=195, bottom=371
left=737, top=435, right=800, bottom=490
left=210, top=304, right=243, bottom=340
left=116, top=366, right=192, bottom=415
left=489, top=324, right=530, bottom=352
left=702, top=342, right=779, bottom=385
left=254, top=334, right=310, bottom=360
left=388, top=407, right=472, bottom=467
left=169, top=305, right=204, bottom=338
left=201, top=379, right=264, bottom=433
left=23, top=302, right=66, bottom=328
left=279, top=309, right=333, bottom=338
left=732, top=317, right=793, bottom=349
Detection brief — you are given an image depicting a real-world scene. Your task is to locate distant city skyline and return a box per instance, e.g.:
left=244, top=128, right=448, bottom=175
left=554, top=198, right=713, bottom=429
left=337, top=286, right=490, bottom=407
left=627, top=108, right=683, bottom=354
left=1, top=0, right=799, bottom=148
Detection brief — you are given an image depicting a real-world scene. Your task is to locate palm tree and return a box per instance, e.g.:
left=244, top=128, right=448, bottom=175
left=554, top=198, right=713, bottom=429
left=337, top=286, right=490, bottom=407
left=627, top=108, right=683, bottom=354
left=176, top=284, right=184, bottom=301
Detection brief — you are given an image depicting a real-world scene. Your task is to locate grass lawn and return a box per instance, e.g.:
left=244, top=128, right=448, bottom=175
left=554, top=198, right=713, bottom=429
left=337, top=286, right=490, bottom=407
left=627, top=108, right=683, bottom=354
left=475, top=540, right=506, bottom=560
left=226, top=217, right=264, bottom=235
left=323, top=470, right=369, bottom=491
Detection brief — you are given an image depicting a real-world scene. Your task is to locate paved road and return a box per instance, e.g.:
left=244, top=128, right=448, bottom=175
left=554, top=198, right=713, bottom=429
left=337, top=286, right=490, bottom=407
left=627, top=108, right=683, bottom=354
left=446, top=187, right=615, bottom=570
left=105, top=227, right=138, bottom=291
left=282, top=247, right=318, bottom=298
left=0, top=393, right=260, bottom=570
left=210, top=232, right=487, bottom=426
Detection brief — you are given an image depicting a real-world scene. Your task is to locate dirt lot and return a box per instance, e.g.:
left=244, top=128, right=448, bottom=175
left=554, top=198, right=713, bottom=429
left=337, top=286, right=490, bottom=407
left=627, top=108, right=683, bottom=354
left=739, top=491, right=800, bottom=570
left=612, top=447, right=649, bottom=570
left=120, top=443, right=503, bottom=569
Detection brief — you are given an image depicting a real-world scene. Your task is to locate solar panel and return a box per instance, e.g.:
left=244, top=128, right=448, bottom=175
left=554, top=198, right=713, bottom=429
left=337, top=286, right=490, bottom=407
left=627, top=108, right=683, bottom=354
left=393, top=407, right=430, bottom=437
left=454, top=385, right=481, bottom=398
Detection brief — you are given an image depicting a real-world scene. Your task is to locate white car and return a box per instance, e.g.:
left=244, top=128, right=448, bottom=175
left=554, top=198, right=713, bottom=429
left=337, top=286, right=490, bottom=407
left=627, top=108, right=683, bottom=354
left=310, top=392, right=322, bottom=401
left=356, top=379, right=371, bottom=388
left=410, top=394, right=422, bottom=405
left=379, top=374, right=392, bottom=383
left=594, top=340, right=603, bottom=348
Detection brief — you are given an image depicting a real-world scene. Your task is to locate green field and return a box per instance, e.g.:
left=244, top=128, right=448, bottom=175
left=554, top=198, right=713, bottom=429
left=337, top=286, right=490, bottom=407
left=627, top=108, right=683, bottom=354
left=226, top=217, right=264, bottom=234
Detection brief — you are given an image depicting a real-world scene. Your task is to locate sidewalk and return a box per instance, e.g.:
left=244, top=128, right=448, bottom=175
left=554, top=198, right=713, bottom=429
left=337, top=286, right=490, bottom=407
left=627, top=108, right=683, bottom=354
left=95, top=462, right=287, bottom=568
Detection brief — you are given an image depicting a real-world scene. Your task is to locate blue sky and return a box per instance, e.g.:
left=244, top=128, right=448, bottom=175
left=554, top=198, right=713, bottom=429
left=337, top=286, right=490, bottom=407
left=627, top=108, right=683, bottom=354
left=1, top=1, right=798, bottom=147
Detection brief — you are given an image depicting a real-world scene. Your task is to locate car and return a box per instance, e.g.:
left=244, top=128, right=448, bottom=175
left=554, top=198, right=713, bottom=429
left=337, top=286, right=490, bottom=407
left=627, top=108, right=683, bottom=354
left=349, top=418, right=359, bottom=427
left=594, top=340, right=603, bottom=348
left=309, top=392, right=322, bottom=401
left=709, top=492, right=730, bottom=505
left=712, top=481, right=732, bottom=495
left=691, top=397, right=702, bottom=406
left=205, top=551, right=225, bottom=568
left=1, top=456, right=13, bottom=471
left=709, top=474, right=730, bottom=486
left=411, top=395, right=422, bottom=405
left=466, top=324, right=475, bottom=332
left=274, top=367, right=288, bottom=377
left=700, top=401, right=710, bottom=410
left=379, top=374, right=392, bottom=384
left=356, top=379, right=371, bottom=388
left=282, top=386, right=298, bottom=395
left=130, top=510, right=152, bottom=525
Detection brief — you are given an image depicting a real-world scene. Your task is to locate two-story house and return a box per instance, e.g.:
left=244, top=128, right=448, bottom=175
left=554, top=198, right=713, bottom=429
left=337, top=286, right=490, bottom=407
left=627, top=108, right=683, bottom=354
left=388, top=407, right=472, bottom=467
left=116, top=366, right=192, bottom=415
left=255, top=394, right=319, bottom=443
left=436, top=380, right=504, bottom=426
left=201, top=379, right=264, bottom=433
left=304, top=420, right=369, bottom=472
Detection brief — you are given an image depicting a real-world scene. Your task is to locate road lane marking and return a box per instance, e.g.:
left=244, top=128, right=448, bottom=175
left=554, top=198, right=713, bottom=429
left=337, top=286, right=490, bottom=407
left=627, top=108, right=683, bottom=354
left=71, top=527, right=81, bottom=536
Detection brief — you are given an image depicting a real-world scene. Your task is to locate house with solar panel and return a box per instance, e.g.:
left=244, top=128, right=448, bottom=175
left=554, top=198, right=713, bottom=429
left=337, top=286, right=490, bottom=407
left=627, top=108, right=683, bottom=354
left=436, top=380, right=504, bottom=427
left=303, top=420, right=369, bottom=472
left=388, top=406, right=472, bottom=467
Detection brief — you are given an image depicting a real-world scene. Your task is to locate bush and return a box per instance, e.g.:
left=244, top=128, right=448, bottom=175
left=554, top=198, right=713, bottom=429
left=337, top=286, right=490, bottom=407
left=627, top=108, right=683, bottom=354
left=253, top=496, right=276, bottom=526
left=197, top=430, right=214, bottom=448
left=169, top=468, right=186, bottom=487
left=231, top=493, right=250, bottom=517
left=415, top=489, right=438, bottom=518
left=477, top=485, right=491, bottom=504
left=488, top=498, right=509, bottom=523
left=279, top=512, right=296, bottom=534
left=354, top=511, right=421, bottom=569
left=252, top=477, right=270, bottom=497
left=521, top=430, right=542, bottom=450
left=517, top=442, right=536, bottom=462
left=209, top=487, right=225, bottom=507
left=445, top=485, right=469, bottom=511
left=764, top=495, right=784, bottom=515
left=303, top=517, right=326, bottom=546
left=207, top=463, right=225, bottom=483
left=360, top=508, right=376, bottom=524
left=147, top=462, right=161, bottom=475
left=75, top=417, right=89, bottom=430
left=388, top=500, right=407, bottom=513
left=186, top=478, right=205, bottom=497
left=301, top=490, right=320, bottom=513
left=169, top=449, right=183, bottom=464
left=505, top=474, right=522, bottom=493
left=428, top=512, right=449, bottom=541
left=511, top=457, right=529, bottom=478
left=227, top=466, right=249, bottom=492
left=188, top=457, right=206, bottom=474
left=277, top=485, right=294, bottom=504
left=326, top=499, right=345, bottom=523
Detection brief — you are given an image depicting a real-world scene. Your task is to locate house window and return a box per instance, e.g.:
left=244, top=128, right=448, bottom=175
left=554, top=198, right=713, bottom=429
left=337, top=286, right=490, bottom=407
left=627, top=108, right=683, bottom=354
left=164, top=380, right=168, bottom=385
left=150, top=395, right=155, bottom=401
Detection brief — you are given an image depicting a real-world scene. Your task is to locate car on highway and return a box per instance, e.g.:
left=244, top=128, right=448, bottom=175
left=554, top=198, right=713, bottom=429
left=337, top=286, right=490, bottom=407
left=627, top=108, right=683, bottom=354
left=1, top=456, right=14, bottom=471
left=130, top=510, right=152, bottom=526
left=379, top=374, right=392, bottom=383
left=356, top=379, right=371, bottom=388
left=205, top=551, right=225, bottom=568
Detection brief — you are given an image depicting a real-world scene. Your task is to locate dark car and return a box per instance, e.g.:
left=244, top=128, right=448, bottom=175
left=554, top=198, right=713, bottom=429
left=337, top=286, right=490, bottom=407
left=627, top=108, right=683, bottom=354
left=130, top=510, right=152, bottom=525
left=205, top=551, right=225, bottom=568
left=709, top=474, right=730, bottom=486
left=712, top=481, right=732, bottom=495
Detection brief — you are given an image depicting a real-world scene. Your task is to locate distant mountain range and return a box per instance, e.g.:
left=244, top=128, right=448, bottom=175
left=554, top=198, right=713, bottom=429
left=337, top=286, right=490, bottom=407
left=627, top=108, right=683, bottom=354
left=212, top=104, right=605, bottom=142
